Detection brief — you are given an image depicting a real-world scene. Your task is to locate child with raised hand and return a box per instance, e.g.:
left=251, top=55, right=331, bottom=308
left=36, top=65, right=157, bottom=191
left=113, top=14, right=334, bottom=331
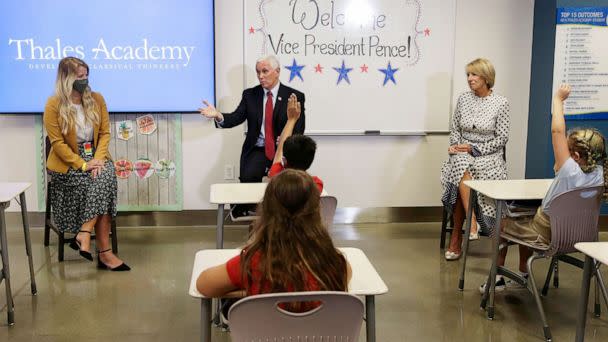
left=197, top=169, right=351, bottom=309
left=480, top=84, right=608, bottom=293
left=268, top=93, right=324, bottom=192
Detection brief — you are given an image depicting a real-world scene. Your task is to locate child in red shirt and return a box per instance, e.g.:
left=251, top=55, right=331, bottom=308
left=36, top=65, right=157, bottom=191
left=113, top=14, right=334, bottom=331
left=268, top=94, right=323, bottom=192
left=196, top=170, right=350, bottom=310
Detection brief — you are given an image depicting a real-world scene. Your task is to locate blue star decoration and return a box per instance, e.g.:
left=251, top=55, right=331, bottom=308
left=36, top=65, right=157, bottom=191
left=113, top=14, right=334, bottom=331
left=379, top=61, right=399, bottom=86
left=285, top=58, right=305, bottom=82
left=333, top=60, right=353, bottom=85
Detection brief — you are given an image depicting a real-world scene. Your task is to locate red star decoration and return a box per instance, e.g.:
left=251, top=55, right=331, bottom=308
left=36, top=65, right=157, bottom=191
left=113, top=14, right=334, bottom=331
left=360, top=64, right=369, bottom=73
left=424, top=28, right=431, bottom=36
left=314, top=63, right=323, bottom=73
left=248, top=26, right=255, bottom=34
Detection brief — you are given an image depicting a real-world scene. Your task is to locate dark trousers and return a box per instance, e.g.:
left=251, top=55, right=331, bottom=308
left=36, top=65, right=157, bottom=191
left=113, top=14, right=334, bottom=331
left=240, top=146, right=271, bottom=183
left=234, top=147, right=271, bottom=216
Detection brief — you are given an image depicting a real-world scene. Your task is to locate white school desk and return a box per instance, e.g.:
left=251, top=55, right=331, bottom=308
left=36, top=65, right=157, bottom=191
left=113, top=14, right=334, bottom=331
left=189, top=247, right=388, bottom=342
left=0, top=182, right=37, bottom=325
left=210, top=183, right=327, bottom=249
left=575, top=242, right=608, bottom=341
left=459, top=179, right=552, bottom=318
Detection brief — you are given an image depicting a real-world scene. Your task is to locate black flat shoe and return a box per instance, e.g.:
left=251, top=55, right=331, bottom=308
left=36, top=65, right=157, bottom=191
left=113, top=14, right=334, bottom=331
left=69, top=230, right=93, bottom=261
left=97, top=249, right=131, bottom=272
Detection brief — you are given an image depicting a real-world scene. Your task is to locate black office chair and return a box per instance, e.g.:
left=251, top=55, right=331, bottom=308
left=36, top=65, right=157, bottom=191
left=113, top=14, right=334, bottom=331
left=439, top=146, right=506, bottom=249
left=43, top=137, right=118, bottom=261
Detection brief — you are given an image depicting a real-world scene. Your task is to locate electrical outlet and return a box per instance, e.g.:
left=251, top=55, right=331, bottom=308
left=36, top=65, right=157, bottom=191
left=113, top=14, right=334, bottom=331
left=224, top=164, right=235, bottom=180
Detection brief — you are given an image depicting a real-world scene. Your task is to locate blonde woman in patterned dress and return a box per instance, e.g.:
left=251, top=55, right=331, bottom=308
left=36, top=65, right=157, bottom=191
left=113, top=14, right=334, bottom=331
left=441, top=58, right=510, bottom=260
left=44, top=57, right=129, bottom=271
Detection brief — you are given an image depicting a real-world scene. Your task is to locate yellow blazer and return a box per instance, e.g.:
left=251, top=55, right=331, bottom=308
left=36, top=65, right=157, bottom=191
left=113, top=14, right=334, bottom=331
left=43, top=92, right=112, bottom=173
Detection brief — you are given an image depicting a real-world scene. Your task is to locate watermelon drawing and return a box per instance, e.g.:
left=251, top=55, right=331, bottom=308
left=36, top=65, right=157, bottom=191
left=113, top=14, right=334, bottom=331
left=114, top=159, right=133, bottom=179
left=134, top=159, right=154, bottom=179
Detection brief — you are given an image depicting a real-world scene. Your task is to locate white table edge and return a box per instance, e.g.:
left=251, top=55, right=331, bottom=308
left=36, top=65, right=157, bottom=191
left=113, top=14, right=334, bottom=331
left=463, top=179, right=553, bottom=200
left=189, top=247, right=388, bottom=298
left=0, top=182, right=32, bottom=203
left=209, top=183, right=329, bottom=204
left=575, top=242, right=608, bottom=265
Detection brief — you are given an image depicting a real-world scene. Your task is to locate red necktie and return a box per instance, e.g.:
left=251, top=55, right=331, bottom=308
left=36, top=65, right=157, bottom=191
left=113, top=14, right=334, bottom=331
left=264, top=91, right=275, bottom=160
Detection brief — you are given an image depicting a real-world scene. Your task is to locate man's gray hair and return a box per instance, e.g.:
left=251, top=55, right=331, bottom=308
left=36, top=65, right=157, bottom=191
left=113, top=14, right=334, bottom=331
left=256, top=55, right=280, bottom=70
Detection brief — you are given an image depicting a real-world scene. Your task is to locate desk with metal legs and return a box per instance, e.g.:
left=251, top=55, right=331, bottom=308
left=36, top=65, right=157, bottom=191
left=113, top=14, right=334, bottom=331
left=209, top=183, right=267, bottom=249
left=0, top=182, right=37, bottom=325
left=574, top=242, right=608, bottom=342
left=458, top=179, right=552, bottom=318
left=189, top=247, right=388, bottom=342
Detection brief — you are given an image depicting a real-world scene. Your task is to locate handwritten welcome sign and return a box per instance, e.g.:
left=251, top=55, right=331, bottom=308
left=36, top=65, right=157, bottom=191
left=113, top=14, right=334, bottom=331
left=244, top=0, right=456, bottom=132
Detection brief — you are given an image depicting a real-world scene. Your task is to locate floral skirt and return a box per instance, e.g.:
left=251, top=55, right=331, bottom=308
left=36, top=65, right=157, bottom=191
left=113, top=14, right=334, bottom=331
left=49, top=145, right=117, bottom=233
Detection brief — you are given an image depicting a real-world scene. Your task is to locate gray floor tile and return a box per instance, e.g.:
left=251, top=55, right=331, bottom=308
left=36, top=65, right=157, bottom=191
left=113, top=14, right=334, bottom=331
left=0, top=223, right=607, bottom=341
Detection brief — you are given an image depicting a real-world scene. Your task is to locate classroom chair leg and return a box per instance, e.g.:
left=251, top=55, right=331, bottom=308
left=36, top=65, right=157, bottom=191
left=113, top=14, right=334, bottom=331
left=541, top=257, right=557, bottom=297
left=58, top=234, right=64, bottom=262
left=528, top=255, right=552, bottom=342
left=553, top=262, right=559, bottom=288
left=439, top=208, right=448, bottom=250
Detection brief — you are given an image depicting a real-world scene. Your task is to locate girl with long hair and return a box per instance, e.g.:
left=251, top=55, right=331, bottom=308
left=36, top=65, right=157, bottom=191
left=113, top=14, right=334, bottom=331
left=197, top=169, right=350, bottom=307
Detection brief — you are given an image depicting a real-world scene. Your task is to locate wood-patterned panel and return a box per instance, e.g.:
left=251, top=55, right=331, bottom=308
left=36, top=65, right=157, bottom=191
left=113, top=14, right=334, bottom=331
left=109, top=113, right=182, bottom=211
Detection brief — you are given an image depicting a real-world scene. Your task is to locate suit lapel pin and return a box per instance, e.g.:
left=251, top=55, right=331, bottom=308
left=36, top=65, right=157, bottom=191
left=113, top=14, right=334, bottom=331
left=277, top=96, right=282, bottom=101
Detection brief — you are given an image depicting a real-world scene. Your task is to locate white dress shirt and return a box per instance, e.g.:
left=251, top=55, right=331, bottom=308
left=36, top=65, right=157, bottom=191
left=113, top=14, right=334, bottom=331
left=72, top=104, right=94, bottom=143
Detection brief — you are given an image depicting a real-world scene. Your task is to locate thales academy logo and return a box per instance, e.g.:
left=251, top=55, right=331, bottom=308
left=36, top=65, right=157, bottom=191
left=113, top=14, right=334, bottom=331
left=7, top=38, right=195, bottom=69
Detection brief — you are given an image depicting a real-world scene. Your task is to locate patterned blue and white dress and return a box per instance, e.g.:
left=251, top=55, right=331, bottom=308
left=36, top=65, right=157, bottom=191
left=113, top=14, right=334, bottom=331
left=440, top=91, right=510, bottom=234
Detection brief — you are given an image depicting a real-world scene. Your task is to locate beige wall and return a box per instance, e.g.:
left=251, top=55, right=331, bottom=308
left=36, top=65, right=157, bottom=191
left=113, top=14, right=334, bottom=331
left=0, top=0, right=534, bottom=211
left=0, top=115, right=39, bottom=211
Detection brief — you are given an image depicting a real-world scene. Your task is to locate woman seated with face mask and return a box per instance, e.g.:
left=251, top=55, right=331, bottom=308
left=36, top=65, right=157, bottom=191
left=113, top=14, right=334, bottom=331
left=44, top=56, right=129, bottom=271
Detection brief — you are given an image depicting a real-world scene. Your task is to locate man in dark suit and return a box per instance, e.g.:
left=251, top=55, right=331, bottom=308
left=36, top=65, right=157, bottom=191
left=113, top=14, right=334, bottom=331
left=199, top=55, right=305, bottom=184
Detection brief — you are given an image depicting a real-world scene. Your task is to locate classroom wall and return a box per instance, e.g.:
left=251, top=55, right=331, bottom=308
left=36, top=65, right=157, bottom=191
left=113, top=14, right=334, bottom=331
left=525, top=0, right=556, bottom=179
left=0, top=0, right=535, bottom=212
left=0, top=115, right=39, bottom=211
left=526, top=0, right=608, bottom=179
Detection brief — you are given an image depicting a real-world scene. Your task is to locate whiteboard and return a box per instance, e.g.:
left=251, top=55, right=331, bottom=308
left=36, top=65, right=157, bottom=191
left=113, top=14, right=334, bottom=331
left=243, top=0, right=456, bottom=133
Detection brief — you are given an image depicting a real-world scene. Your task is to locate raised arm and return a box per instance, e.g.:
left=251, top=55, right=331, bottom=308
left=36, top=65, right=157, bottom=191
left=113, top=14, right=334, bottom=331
left=552, top=84, right=571, bottom=170
left=273, top=94, right=301, bottom=164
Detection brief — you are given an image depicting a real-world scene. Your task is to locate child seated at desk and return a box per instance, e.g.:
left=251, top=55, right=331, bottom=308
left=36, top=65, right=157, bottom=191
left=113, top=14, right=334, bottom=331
left=268, top=93, right=323, bottom=192
left=481, top=84, right=608, bottom=293
left=230, top=94, right=322, bottom=220
left=197, top=169, right=351, bottom=310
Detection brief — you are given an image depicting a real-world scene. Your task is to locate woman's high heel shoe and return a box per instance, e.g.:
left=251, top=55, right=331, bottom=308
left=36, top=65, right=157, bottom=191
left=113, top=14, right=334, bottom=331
left=97, top=249, right=131, bottom=271
left=69, top=230, right=93, bottom=261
